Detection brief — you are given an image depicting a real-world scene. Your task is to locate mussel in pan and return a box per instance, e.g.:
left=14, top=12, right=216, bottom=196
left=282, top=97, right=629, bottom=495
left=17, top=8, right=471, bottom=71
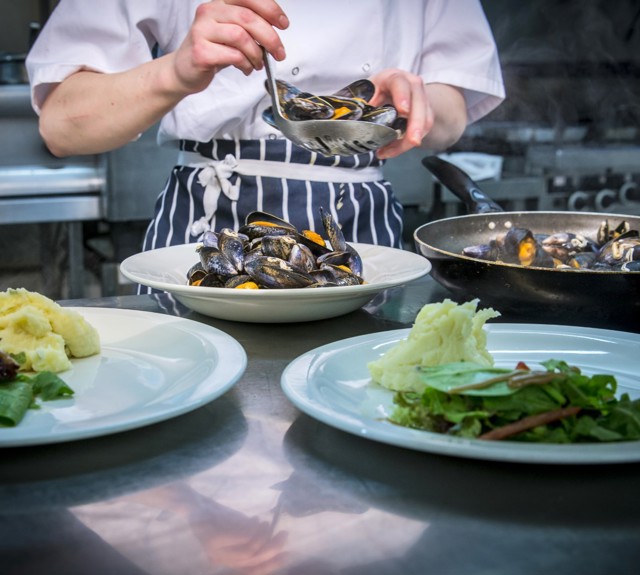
left=187, top=209, right=365, bottom=289
left=461, top=219, right=640, bottom=272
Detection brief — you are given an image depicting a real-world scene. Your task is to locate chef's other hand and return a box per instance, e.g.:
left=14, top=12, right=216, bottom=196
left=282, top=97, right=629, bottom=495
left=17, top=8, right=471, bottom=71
left=369, top=69, right=467, bottom=160
left=172, top=0, right=289, bottom=95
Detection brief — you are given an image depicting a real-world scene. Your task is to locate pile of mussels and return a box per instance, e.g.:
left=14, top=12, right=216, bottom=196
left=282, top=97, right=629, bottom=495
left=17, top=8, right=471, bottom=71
left=463, top=220, right=640, bottom=272
left=262, top=78, right=407, bottom=135
left=187, top=210, right=364, bottom=289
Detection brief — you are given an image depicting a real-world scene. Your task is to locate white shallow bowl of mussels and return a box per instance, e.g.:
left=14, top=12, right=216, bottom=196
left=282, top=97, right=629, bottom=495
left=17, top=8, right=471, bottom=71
left=120, top=242, right=431, bottom=323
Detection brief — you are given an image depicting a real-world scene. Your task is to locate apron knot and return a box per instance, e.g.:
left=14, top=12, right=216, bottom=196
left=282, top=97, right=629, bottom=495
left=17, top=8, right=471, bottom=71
left=190, top=154, right=241, bottom=236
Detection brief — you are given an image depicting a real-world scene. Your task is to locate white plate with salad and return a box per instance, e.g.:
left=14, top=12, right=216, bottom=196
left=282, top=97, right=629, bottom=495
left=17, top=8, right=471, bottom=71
left=0, top=308, right=246, bottom=447
left=281, top=324, right=640, bottom=464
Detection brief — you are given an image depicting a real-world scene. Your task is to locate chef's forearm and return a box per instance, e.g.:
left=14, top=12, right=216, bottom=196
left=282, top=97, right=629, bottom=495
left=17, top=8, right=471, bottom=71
left=421, top=83, right=468, bottom=152
left=38, top=53, right=189, bottom=157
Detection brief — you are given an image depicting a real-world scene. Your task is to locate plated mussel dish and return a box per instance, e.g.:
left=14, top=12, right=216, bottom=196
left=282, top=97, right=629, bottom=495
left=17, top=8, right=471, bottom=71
left=262, top=78, right=407, bottom=136
left=187, top=210, right=364, bottom=289
left=463, top=219, right=640, bottom=272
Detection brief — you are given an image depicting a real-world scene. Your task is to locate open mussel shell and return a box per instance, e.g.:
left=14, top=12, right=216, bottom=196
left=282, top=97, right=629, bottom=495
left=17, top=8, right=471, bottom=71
left=187, top=262, right=207, bottom=284
left=318, top=263, right=363, bottom=286
left=239, top=211, right=297, bottom=240
left=263, top=76, right=404, bottom=142
left=361, top=104, right=397, bottom=126
left=189, top=209, right=365, bottom=290
left=245, top=256, right=316, bottom=289
left=244, top=211, right=297, bottom=228
left=224, top=274, right=257, bottom=289
left=261, top=234, right=298, bottom=260
left=333, top=79, right=375, bottom=103
left=265, top=78, right=301, bottom=103
left=283, top=94, right=366, bottom=122
left=283, top=94, right=335, bottom=121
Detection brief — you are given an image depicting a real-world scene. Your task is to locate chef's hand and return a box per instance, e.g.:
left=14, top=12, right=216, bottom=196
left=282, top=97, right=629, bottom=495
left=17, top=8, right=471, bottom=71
left=172, top=0, right=289, bottom=95
left=368, top=69, right=467, bottom=159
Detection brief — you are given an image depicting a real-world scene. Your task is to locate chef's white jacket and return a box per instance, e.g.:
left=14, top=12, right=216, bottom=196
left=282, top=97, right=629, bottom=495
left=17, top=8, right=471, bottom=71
left=27, top=0, right=505, bottom=146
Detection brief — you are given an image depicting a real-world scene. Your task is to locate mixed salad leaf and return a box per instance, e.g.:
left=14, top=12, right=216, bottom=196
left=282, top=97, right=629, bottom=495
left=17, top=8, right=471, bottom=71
left=0, top=350, right=73, bottom=427
left=390, top=359, right=640, bottom=443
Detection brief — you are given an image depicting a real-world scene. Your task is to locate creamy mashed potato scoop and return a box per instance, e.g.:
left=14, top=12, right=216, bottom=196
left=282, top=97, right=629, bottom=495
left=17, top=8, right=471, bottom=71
left=368, top=299, right=500, bottom=393
left=0, top=288, right=100, bottom=373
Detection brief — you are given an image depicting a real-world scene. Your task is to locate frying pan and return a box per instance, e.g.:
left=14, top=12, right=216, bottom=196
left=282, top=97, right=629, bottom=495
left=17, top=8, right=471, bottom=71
left=413, top=156, right=640, bottom=330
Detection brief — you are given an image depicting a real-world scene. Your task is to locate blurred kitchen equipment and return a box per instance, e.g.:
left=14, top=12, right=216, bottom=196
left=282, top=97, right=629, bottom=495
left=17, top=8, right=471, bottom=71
left=414, top=156, right=640, bottom=329
left=262, top=47, right=398, bottom=157
left=0, top=22, right=40, bottom=86
left=0, top=52, right=28, bottom=85
left=437, top=152, right=503, bottom=182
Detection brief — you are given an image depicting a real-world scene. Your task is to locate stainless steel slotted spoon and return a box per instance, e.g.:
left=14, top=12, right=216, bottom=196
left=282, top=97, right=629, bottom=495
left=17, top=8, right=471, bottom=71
left=262, top=48, right=399, bottom=157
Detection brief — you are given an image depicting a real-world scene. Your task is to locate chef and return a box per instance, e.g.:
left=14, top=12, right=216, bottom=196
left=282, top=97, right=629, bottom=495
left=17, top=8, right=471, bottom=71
left=26, top=0, right=505, bottom=277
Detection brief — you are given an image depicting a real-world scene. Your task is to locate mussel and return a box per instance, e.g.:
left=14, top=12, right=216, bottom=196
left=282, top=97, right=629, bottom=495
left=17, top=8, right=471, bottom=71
left=187, top=209, right=366, bottom=289
left=459, top=219, right=640, bottom=272
left=262, top=78, right=406, bottom=137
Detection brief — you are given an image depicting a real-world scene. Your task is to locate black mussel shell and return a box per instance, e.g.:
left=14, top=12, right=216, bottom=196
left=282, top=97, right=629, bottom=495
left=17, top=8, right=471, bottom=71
left=199, top=273, right=225, bottom=287
left=273, top=79, right=301, bottom=103
left=261, top=234, right=297, bottom=260
left=198, top=246, right=238, bottom=278
left=321, top=96, right=364, bottom=120
left=201, top=230, right=219, bottom=248
left=361, top=104, right=397, bottom=127
left=283, top=95, right=334, bottom=121
left=187, top=261, right=207, bottom=284
left=245, top=256, right=315, bottom=289
left=317, top=250, right=351, bottom=267
left=224, top=274, right=257, bottom=288
left=319, top=263, right=362, bottom=286
left=462, top=243, right=498, bottom=261
left=392, top=117, right=407, bottom=137
left=289, top=243, right=316, bottom=273
left=320, top=207, right=347, bottom=252
left=218, top=228, right=245, bottom=271
left=333, top=79, right=375, bottom=103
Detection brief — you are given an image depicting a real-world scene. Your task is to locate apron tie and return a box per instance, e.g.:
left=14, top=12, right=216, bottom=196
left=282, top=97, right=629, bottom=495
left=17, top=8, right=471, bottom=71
left=179, top=148, right=385, bottom=237
left=190, top=154, right=241, bottom=236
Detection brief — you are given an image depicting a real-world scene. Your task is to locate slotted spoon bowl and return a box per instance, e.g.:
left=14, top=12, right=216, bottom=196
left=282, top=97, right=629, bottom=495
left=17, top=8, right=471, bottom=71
left=262, top=48, right=399, bottom=157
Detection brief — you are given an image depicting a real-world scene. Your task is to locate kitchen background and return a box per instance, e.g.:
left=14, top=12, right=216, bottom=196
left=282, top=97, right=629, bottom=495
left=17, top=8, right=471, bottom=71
left=1, top=0, right=639, bottom=299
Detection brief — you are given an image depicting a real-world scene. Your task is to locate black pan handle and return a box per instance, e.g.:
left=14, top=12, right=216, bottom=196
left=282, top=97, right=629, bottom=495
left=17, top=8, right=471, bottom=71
left=422, top=155, right=503, bottom=214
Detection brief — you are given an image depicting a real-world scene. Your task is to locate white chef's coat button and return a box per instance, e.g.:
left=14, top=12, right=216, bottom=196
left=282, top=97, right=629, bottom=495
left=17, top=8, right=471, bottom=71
left=362, top=63, right=371, bottom=73
left=268, top=133, right=277, bottom=140
left=291, top=67, right=300, bottom=76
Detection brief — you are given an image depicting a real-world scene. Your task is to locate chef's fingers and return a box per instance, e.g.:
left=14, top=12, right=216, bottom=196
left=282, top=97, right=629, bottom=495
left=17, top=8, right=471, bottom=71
left=370, top=71, right=434, bottom=158
left=224, top=0, right=290, bottom=30
left=196, top=1, right=287, bottom=70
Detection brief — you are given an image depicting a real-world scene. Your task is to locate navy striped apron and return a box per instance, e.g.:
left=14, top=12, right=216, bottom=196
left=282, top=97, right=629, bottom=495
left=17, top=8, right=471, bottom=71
left=140, top=138, right=404, bottom=294
left=143, top=138, right=403, bottom=248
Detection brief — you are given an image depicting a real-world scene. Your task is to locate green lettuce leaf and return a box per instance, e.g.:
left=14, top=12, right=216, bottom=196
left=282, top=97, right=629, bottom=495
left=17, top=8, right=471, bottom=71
left=390, top=359, right=640, bottom=444
left=1, top=370, right=74, bottom=427
left=0, top=380, right=34, bottom=426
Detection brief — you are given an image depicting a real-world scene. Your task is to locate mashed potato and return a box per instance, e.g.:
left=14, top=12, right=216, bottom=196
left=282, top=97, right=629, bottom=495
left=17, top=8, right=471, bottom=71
left=0, top=288, right=100, bottom=373
left=368, top=299, right=500, bottom=393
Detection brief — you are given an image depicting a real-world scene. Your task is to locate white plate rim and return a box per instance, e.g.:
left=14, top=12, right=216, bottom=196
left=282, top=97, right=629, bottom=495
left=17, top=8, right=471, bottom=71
left=0, top=307, right=247, bottom=447
left=281, top=323, right=640, bottom=464
left=120, top=242, right=431, bottom=297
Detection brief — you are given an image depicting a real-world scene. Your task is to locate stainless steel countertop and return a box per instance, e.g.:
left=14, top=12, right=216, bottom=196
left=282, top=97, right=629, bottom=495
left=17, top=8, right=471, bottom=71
left=2, top=276, right=640, bottom=575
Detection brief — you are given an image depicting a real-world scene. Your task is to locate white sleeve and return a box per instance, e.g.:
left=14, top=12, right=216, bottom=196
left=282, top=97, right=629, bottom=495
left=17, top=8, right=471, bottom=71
left=420, top=0, right=505, bottom=124
left=25, top=0, right=174, bottom=113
